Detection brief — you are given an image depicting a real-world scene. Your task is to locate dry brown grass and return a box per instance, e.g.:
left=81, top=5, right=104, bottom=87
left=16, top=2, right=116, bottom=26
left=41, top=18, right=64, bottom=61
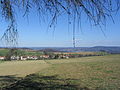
left=39, top=54, right=120, bottom=89
left=0, top=54, right=120, bottom=89
left=0, top=60, right=50, bottom=77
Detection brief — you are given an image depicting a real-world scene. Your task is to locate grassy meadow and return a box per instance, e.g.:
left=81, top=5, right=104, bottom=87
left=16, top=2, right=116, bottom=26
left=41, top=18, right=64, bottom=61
left=0, top=54, right=120, bottom=89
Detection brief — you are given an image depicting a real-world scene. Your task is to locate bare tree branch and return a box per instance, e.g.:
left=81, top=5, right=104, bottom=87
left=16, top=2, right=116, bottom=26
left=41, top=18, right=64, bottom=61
left=0, top=0, right=119, bottom=47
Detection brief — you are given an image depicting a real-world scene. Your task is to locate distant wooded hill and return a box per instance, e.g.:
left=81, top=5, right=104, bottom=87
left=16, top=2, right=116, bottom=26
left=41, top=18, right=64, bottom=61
left=27, top=46, right=120, bottom=54
left=0, top=46, right=120, bottom=54
left=53, top=46, right=120, bottom=54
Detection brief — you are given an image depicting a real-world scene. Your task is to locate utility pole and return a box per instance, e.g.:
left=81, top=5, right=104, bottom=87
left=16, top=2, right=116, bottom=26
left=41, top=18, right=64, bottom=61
left=73, top=13, right=76, bottom=48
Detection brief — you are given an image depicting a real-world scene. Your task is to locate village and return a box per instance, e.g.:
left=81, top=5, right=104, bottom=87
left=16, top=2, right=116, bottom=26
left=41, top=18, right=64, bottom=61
left=0, top=51, right=107, bottom=60
left=0, top=54, right=70, bottom=60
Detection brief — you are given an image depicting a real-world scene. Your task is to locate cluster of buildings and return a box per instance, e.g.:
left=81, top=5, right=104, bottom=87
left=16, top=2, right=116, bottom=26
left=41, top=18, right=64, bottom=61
left=0, top=54, right=70, bottom=60
left=0, top=52, right=102, bottom=60
left=0, top=55, right=39, bottom=60
left=0, top=56, right=5, bottom=60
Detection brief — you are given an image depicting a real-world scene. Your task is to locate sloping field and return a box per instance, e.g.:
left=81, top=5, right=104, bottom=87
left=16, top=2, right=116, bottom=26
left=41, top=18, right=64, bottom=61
left=0, top=54, right=120, bottom=89
left=0, top=60, right=50, bottom=77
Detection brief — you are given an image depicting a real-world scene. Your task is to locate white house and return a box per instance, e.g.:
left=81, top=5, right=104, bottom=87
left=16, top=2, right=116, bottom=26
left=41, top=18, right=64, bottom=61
left=0, top=56, right=5, bottom=60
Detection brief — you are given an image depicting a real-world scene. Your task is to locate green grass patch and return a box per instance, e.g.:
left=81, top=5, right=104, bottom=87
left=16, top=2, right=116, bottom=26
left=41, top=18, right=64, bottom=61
left=0, top=49, right=9, bottom=56
left=0, top=60, right=4, bottom=64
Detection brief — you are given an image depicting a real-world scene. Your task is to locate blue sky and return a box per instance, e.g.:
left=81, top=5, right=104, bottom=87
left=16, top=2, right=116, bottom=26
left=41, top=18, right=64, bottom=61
left=0, top=9, right=120, bottom=47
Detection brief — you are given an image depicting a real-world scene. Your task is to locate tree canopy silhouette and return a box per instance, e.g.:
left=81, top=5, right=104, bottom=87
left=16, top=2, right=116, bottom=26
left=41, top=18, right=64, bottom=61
left=0, top=0, right=120, bottom=47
